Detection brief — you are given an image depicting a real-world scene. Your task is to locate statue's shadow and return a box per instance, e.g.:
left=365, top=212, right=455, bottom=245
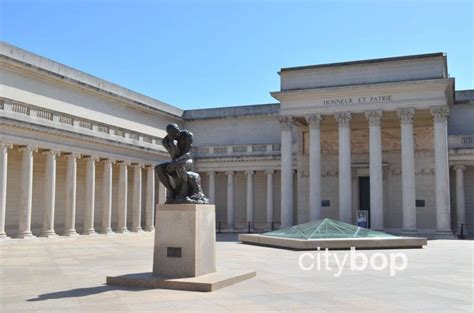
left=27, top=284, right=143, bottom=301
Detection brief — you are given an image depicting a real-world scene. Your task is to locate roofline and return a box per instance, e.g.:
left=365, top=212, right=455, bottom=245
left=183, top=103, right=280, bottom=120
left=280, top=52, right=446, bottom=73
left=0, top=41, right=184, bottom=118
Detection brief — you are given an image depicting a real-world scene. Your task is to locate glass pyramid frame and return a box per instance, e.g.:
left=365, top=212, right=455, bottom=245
left=263, top=218, right=394, bottom=240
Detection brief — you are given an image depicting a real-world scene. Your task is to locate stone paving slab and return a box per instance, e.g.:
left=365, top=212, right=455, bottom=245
left=0, top=232, right=473, bottom=312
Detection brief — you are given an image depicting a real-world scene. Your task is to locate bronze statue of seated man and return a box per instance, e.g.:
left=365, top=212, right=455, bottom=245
left=155, top=124, right=208, bottom=204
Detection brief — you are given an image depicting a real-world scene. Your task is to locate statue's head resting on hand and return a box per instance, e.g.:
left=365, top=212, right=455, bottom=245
left=166, top=123, right=181, bottom=140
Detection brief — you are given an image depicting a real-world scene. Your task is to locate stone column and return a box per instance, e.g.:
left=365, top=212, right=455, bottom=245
left=158, top=182, right=166, bottom=205
left=0, top=143, right=12, bottom=239
left=64, top=153, right=80, bottom=236
left=335, top=112, right=352, bottom=224
left=207, top=171, right=216, bottom=204
left=145, top=165, right=155, bottom=231
left=83, top=156, right=98, bottom=235
left=41, top=150, right=60, bottom=237
left=17, top=146, right=38, bottom=238
left=366, top=111, right=384, bottom=230
left=245, top=170, right=255, bottom=226
left=279, top=116, right=294, bottom=227
left=454, top=165, right=467, bottom=234
left=101, top=158, right=115, bottom=234
left=432, top=106, right=451, bottom=233
left=116, top=161, right=129, bottom=233
left=397, top=108, right=417, bottom=233
left=132, top=163, right=144, bottom=232
left=265, top=170, right=274, bottom=228
left=225, top=171, right=235, bottom=229
left=305, top=114, right=323, bottom=221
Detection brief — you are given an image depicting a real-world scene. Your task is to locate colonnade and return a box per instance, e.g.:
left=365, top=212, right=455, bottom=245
left=0, top=144, right=156, bottom=238
left=279, top=106, right=452, bottom=233
left=207, top=170, right=276, bottom=230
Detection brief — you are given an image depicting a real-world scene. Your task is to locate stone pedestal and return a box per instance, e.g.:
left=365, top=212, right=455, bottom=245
left=153, top=204, right=216, bottom=278
left=107, top=203, right=255, bottom=292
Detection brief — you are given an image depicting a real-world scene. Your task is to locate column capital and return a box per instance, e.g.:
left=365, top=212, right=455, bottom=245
left=225, top=171, right=235, bottom=176
left=132, top=163, right=145, bottom=169
left=42, top=149, right=61, bottom=157
left=102, top=158, right=116, bottom=165
left=278, top=116, right=294, bottom=131
left=84, top=155, right=100, bottom=162
left=18, top=145, right=38, bottom=153
left=64, top=153, right=81, bottom=160
left=397, top=108, right=416, bottom=125
left=207, top=171, right=216, bottom=176
left=264, top=169, right=275, bottom=175
left=118, top=160, right=131, bottom=167
left=305, top=114, right=323, bottom=129
left=365, top=111, right=383, bottom=127
left=245, top=170, right=255, bottom=176
left=453, top=165, right=466, bottom=171
left=431, top=106, right=449, bottom=123
left=334, top=112, right=352, bottom=128
left=0, top=142, right=13, bottom=150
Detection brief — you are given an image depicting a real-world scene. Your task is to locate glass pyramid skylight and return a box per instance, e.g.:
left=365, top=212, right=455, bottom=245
left=263, top=218, right=394, bottom=239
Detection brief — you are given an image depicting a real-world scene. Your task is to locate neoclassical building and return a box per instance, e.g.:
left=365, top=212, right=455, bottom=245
left=1, top=42, right=472, bottom=239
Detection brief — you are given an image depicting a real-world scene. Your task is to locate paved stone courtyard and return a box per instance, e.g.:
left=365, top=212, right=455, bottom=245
left=1, top=233, right=472, bottom=312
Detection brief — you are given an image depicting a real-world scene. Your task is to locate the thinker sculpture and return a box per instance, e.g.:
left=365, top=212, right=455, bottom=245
left=155, top=124, right=208, bottom=204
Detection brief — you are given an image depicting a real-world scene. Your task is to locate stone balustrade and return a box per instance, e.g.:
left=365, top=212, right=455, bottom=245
left=193, top=143, right=281, bottom=158
left=1, top=98, right=163, bottom=150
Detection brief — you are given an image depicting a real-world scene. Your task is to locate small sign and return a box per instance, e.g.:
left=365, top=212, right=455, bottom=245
left=167, top=247, right=182, bottom=258
left=357, top=210, right=369, bottom=228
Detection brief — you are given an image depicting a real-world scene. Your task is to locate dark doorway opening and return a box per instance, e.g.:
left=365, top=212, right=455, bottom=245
left=358, top=176, right=370, bottom=228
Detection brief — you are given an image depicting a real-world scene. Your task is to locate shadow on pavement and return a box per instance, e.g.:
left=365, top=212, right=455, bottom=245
left=27, top=285, right=141, bottom=301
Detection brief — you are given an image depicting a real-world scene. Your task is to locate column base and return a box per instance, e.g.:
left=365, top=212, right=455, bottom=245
left=17, top=231, right=36, bottom=239
left=0, top=233, right=10, bottom=239
left=402, top=229, right=418, bottom=235
left=40, top=230, right=58, bottom=238
left=116, top=227, right=129, bottom=233
left=145, top=226, right=155, bottom=232
left=100, top=228, right=114, bottom=235
left=132, top=227, right=143, bottom=233
left=434, top=230, right=456, bottom=239
left=82, top=229, right=98, bottom=236
left=63, top=230, right=79, bottom=237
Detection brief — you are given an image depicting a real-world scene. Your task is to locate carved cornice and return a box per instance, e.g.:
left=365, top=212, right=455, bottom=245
left=1, top=118, right=167, bottom=156
left=365, top=111, right=383, bottom=127
left=397, top=108, right=415, bottom=125
left=334, top=112, right=352, bottom=128
left=278, top=116, right=294, bottom=131
left=431, top=106, right=449, bottom=123
left=304, top=114, right=323, bottom=129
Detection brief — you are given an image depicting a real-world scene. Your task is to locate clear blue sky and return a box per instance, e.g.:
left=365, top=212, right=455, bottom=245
left=1, top=0, right=472, bottom=109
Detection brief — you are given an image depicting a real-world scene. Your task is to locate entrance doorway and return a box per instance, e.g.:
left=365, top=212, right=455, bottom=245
left=358, top=176, right=370, bottom=228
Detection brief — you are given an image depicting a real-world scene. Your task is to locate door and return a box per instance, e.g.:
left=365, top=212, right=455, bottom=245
left=358, top=176, right=370, bottom=228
